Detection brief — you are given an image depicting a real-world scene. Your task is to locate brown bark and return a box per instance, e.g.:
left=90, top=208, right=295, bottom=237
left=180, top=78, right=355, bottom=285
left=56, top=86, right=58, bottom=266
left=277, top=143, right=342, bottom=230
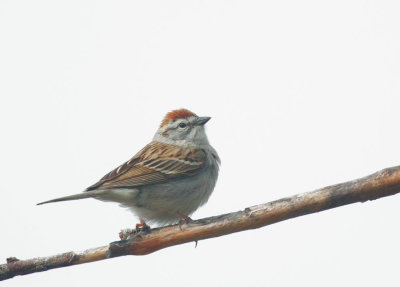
left=2, top=165, right=400, bottom=281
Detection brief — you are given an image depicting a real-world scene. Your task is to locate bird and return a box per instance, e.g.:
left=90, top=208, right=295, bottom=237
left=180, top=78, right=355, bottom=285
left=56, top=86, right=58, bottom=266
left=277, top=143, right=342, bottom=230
left=37, top=109, right=220, bottom=228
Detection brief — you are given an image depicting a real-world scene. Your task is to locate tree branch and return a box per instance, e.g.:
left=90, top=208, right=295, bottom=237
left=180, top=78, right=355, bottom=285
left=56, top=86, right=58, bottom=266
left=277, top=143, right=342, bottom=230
left=2, top=165, right=400, bottom=281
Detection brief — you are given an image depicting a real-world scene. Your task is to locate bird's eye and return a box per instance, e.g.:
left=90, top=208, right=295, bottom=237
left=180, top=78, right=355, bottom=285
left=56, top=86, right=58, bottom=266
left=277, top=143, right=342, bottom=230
left=178, top=122, right=187, bottom=128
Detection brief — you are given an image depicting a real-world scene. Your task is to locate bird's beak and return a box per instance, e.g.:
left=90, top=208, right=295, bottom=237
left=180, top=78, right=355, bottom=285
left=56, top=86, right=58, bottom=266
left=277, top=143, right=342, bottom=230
left=195, top=116, right=211, bottom=126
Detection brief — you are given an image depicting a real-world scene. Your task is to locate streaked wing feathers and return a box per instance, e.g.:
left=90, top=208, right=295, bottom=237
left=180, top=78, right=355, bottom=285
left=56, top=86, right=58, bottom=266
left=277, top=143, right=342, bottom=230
left=86, top=141, right=206, bottom=191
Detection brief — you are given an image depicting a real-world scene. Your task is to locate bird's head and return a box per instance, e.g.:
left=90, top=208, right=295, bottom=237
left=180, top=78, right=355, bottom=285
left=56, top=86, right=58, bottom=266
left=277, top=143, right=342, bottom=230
left=154, top=109, right=212, bottom=147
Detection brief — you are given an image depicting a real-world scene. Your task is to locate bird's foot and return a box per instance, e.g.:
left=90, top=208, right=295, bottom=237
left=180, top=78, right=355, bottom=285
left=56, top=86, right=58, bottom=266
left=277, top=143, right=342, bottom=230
left=119, top=229, right=135, bottom=240
left=178, top=213, right=193, bottom=230
left=176, top=213, right=198, bottom=246
left=135, top=221, right=151, bottom=232
left=119, top=219, right=151, bottom=240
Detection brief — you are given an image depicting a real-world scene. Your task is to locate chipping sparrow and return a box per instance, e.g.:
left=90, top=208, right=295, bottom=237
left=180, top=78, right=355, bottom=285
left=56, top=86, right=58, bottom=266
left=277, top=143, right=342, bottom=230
left=38, top=109, right=220, bottom=227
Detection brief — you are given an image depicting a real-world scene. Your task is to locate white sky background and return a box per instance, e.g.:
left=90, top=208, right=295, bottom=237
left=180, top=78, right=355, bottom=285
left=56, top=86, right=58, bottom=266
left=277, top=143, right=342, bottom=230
left=1, top=0, right=400, bottom=286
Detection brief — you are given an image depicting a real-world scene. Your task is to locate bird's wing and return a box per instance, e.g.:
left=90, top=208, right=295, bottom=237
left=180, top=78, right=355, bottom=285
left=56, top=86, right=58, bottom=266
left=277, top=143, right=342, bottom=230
left=85, top=141, right=206, bottom=191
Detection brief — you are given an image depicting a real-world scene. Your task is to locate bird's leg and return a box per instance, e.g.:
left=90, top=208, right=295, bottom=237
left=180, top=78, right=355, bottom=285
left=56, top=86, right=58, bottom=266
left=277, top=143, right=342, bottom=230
left=119, top=218, right=150, bottom=240
left=136, top=218, right=151, bottom=232
left=177, top=212, right=193, bottom=230
left=177, top=212, right=198, bottom=247
left=177, top=212, right=192, bottom=222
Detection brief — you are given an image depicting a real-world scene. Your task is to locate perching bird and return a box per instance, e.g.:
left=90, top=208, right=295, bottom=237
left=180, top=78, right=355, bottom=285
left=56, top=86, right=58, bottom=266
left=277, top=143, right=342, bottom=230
left=38, top=109, right=220, bottom=227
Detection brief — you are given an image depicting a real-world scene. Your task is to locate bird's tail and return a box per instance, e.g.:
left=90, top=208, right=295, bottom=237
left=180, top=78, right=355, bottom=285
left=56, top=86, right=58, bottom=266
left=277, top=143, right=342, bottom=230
left=37, top=192, right=93, bottom=205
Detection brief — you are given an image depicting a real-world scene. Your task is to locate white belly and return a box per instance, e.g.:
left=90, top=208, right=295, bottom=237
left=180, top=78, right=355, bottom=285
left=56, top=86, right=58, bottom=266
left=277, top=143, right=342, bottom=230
left=95, top=150, right=220, bottom=226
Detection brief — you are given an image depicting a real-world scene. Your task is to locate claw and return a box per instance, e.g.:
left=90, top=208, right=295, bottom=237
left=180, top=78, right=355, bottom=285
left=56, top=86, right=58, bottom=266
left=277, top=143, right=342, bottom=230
left=136, top=218, right=151, bottom=232
left=119, top=228, right=135, bottom=240
left=177, top=213, right=192, bottom=230
left=119, top=218, right=151, bottom=240
left=135, top=222, right=150, bottom=232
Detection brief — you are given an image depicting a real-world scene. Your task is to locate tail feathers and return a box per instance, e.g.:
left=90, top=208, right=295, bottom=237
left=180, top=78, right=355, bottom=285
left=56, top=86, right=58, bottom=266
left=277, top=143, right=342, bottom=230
left=37, top=192, right=93, bottom=205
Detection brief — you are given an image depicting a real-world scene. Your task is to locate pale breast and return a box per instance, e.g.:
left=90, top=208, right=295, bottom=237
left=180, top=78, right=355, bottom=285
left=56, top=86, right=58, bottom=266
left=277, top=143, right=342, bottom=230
left=127, top=148, right=220, bottom=224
